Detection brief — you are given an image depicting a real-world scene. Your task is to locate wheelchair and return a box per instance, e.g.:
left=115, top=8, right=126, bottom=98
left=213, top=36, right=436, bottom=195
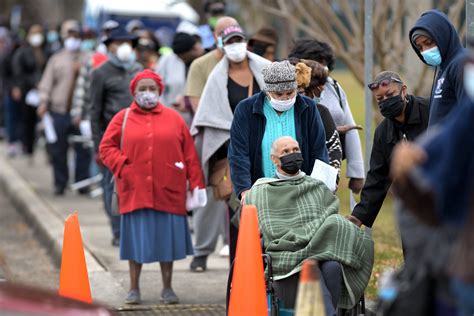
left=225, top=244, right=367, bottom=316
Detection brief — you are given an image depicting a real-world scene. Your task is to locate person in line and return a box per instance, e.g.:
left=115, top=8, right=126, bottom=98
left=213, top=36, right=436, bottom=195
left=11, top=24, right=48, bottom=159
left=409, top=9, right=467, bottom=126
left=229, top=60, right=329, bottom=203
left=247, top=27, right=279, bottom=62
left=156, top=31, right=204, bottom=125
left=90, top=27, right=143, bottom=246
left=345, top=71, right=429, bottom=233
left=291, top=58, right=342, bottom=173
left=99, top=69, right=206, bottom=305
left=37, top=20, right=91, bottom=195
left=185, top=16, right=239, bottom=112
left=289, top=39, right=365, bottom=194
left=244, top=136, right=373, bottom=315
left=190, top=24, right=270, bottom=268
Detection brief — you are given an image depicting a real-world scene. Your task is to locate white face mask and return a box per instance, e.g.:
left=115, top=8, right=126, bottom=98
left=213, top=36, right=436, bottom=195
left=135, top=91, right=160, bottom=109
left=28, top=33, right=44, bottom=47
left=64, top=37, right=81, bottom=51
left=224, top=42, right=247, bottom=63
left=116, top=43, right=135, bottom=62
left=269, top=94, right=297, bottom=112
left=464, top=63, right=474, bottom=101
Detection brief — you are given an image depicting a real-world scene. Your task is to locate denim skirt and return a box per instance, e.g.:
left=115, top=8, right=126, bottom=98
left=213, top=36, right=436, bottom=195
left=120, top=208, right=194, bottom=263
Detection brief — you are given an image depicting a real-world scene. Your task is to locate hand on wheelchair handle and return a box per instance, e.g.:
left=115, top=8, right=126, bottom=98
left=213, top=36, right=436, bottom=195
left=240, top=189, right=250, bottom=206
left=345, top=214, right=362, bottom=227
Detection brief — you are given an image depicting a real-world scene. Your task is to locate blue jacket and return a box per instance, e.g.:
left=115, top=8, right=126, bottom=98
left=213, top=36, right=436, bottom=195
left=228, top=92, right=329, bottom=197
left=409, top=10, right=467, bottom=127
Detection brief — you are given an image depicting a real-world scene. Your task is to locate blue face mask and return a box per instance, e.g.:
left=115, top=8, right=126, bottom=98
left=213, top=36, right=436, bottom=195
left=313, top=96, right=321, bottom=104
left=421, top=46, right=442, bottom=66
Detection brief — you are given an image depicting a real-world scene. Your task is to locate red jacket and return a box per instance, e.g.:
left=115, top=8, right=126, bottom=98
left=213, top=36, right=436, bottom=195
left=99, top=102, right=205, bottom=215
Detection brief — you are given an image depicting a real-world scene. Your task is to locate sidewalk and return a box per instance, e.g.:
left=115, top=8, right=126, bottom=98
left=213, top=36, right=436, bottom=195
left=0, top=144, right=229, bottom=309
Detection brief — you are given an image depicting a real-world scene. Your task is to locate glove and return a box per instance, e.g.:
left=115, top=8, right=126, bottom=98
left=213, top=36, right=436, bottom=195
left=186, top=187, right=207, bottom=211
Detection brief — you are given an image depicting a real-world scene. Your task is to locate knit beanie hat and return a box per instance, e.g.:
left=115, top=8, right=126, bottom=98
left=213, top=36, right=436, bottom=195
left=172, top=32, right=196, bottom=55
left=411, top=29, right=432, bottom=46
left=262, top=60, right=297, bottom=92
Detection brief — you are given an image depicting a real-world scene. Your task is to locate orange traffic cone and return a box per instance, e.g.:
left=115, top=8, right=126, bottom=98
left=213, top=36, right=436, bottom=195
left=294, top=259, right=325, bottom=316
left=58, top=212, right=92, bottom=303
left=228, top=205, right=268, bottom=316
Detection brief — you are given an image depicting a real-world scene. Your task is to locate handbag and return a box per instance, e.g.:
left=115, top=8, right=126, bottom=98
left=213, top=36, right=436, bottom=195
left=208, top=158, right=233, bottom=200
left=110, top=108, right=130, bottom=216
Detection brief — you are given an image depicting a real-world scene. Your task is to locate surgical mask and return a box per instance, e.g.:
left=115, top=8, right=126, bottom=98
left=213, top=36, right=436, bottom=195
left=28, top=33, right=44, bottom=47
left=64, top=37, right=82, bottom=51
left=279, top=152, right=304, bottom=175
left=47, top=31, right=59, bottom=43
left=96, top=43, right=107, bottom=55
left=269, top=95, right=296, bottom=112
left=224, top=42, right=247, bottom=63
left=464, top=62, right=474, bottom=100
left=313, top=96, right=321, bottom=104
left=421, top=46, right=442, bottom=66
left=135, top=91, right=159, bottom=109
left=116, top=43, right=135, bottom=62
left=378, top=93, right=405, bottom=120
left=80, top=39, right=96, bottom=51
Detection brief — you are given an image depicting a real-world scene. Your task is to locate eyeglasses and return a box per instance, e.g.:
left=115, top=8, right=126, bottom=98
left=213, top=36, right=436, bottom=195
left=368, top=77, right=402, bottom=91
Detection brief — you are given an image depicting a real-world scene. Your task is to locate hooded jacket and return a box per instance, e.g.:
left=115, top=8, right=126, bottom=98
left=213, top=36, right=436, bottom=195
left=409, top=10, right=467, bottom=127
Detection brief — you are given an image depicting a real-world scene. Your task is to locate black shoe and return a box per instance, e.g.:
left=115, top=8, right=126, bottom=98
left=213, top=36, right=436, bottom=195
left=54, top=187, right=65, bottom=196
left=78, top=187, right=90, bottom=195
left=190, top=255, right=207, bottom=272
left=111, top=237, right=120, bottom=247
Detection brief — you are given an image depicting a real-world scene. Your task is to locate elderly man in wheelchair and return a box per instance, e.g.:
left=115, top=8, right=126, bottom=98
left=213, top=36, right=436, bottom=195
left=243, top=136, right=374, bottom=315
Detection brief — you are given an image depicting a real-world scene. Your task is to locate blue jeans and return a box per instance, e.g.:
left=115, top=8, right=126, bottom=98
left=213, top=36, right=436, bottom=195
left=3, top=95, right=22, bottom=143
left=101, top=167, right=120, bottom=239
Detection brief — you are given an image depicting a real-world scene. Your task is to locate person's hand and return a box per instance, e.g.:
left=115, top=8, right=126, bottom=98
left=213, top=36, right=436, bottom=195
left=390, top=142, right=427, bottom=185
left=95, top=153, right=104, bottom=168
left=348, top=178, right=364, bottom=194
left=345, top=215, right=362, bottom=227
left=12, top=86, right=22, bottom=102
left=72, top=115, right=81, bottom=127
left=337, top=124, right=363, bottom=134
left=37, top=103, right=48, bottom=118
left=240, top=189, right=250, bottom=205
left=172, top=95, right=187, bottom=112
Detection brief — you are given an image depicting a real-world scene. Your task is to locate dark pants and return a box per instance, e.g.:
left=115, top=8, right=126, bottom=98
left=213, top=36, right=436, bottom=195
left=47, top=111, right=91, bottom=191
left=21, top=102, right=37, bottom=155
left=101, top=167, right=120, bottom=239
left=273, top=261, right=342, bottom=316
left=3, top=95, right=22, bottom=144
left=228, top=206, right=239, bottom=264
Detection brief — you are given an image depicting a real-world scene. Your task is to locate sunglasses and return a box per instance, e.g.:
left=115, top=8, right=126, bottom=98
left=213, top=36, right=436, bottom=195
left=368, top=77, right=402, bottom=91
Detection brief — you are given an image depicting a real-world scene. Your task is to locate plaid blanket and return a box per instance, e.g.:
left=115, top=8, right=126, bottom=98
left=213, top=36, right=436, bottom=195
left=245, top=176, right=374, bottom=308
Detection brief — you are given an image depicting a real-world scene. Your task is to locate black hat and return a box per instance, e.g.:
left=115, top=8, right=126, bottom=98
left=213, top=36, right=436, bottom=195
left=103, top=27, right=138, bottom=47
left=172, top=32, right=196, bottom=55
left=220, top=25, right=246, bottom=44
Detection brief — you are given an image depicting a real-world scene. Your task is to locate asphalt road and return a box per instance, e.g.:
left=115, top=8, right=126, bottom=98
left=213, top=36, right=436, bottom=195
left=0, top=191, right=59, bottom=290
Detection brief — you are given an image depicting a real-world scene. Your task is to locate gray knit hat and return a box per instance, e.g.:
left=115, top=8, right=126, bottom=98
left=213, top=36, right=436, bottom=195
left=262, top=60, right=298, bottom=92
left=411, top=29, right=431, bottom=46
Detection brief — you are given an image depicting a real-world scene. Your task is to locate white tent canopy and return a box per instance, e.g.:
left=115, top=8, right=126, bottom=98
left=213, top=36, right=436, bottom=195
left=85, top=0, right=199, bottom=23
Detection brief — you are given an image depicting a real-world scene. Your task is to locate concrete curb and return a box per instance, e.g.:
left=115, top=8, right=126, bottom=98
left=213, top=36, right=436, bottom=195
left=0, top=155, right=105, bottom=273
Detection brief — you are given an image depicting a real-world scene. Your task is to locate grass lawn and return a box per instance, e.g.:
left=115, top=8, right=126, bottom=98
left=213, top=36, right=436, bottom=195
left=331, top=70, right=404, bottom=299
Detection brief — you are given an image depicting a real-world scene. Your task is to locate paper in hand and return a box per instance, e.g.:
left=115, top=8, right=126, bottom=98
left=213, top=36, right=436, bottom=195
left=310, top=159, right=338, bottom=192
left=43, top=112, right=57, bottom=144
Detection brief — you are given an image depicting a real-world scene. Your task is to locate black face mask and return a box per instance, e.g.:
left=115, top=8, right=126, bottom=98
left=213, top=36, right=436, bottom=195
left=378, top=93, right=405, bottom=120
left=279, top=152, right=304, bottom=175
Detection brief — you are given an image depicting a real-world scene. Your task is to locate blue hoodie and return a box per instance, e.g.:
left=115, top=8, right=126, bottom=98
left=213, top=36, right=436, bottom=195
left=409, top=10, right=467, bottom=127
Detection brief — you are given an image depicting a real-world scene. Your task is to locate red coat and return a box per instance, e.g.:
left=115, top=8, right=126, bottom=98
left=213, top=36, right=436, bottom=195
left=99, top=102, right=205, bottom=215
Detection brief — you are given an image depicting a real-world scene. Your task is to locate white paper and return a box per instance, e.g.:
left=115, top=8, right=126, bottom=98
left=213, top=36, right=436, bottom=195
left=79, top=120, right=92, bottom=139
left=186, top=187, right=208, bottom=210
left=310, top=159, right=338, bottom=192
left=42, top=112, right=57, bottom=143
left=25, top=89, right=40, bottom=107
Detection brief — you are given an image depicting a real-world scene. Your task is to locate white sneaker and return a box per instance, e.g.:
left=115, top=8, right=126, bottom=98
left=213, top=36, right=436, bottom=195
left=219, top=245, right=229, bottom=257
